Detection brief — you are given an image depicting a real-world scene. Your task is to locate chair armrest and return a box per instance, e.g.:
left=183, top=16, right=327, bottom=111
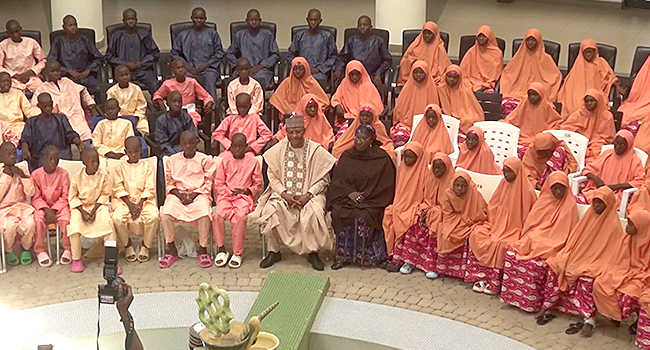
left=449, top=151, right=459, bottom=166
left=567, top=171, right=581, bottom=179
left=570, top=175, right=588, bottom=196
left=144, top=135, right=160, bottom=156
left=619, top=187, right=639, bottom=219
left=395, top=145, right=404, bottom=168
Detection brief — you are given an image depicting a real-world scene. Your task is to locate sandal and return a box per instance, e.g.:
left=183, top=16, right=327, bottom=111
left=565, top=322, right=584, bottom=335
left=228, top=255, right=242, bottom=269
left=137, top=247, right=150, bottom=262
left=5, top=251, right=19, bottom=266
left=198, top=254, right=212, bottom=268
left=159, top=254, right=178, bottom=269
left=472, top=281, right=487, bottom=293
left=214, top=251, right=230, bottom=267
left=124, top=246, right=137, bottom=262
left=535, top=313, right=556, bottom=325
left=483, top=284, right=499, bottom=296
left=20, top=250, right=32, bottom=266
left=71, top=259, right=84, bottom=273
left=37, top=252, right=52, bottom=267
left=60, top=250, right=72, bottom=265
left=399, top=263, right=413, bottom=274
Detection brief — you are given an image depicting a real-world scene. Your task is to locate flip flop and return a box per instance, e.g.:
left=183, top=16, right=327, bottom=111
left=565, top=322, right=584, bottom=335
left=399, top=263, right=413, bottom=274
left=124, top=246, right=137, bottom=262
left=5, top=251, right=19, bottom=266
left=198, top=254, right=212, bottom=268
left=473, top=281, right=487, bottom=293
left=37, top=252, right=52, bottom=268
left=159, top=254, right=178, bottom=269
left=137, top=247, right=150, bottom=262
left=484, top=284, right=499, bottom=296
left=71, top=259, right=84, bottom=273
left=536, top=313, right=556, bottom=325
left=214, top=251, right=230, bottom=267
left=20, top=250, right=32, bottom=266
left=228, top=255, right=242, bottom=269
left=60, top=250, right=72, bottom=265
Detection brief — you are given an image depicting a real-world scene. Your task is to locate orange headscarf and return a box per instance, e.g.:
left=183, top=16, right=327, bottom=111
left=546, top=186, right=626, bottom=290
left=383, top=142, right=431, bottom=254
left=557, top=39, right=618, bottom=118
left=513, top=171, right=578, bottom=260
left=273, top=94, right=334, bottom=149
left=500, top=29, right=562, bottom=101
left=459, top=25, right=503, bottom=91
left=437, top=65, right=484, bottom=133
left=580, top=130, right=645, bottom=206
left=469, top=157, right=537, bottom=268
left=619, top=51, right=650, bottom=125
left=593, top=209, right=650, bottom=321
left=522, top=133, right=578, bottom=188
left=392, top=61, right=440, bottom=129
left=331, top=60, right=384, bottom=120
left=331, top=104, right=396, bottom=163
left=269, top=57, right=329, bottom=115
left=419, top=152, right=455, bottom=231
left=409, top=104, right=454, bottom=156
left=437, top=170, right=489, bottom=254
left=505, top=82, right=562, bottom=146
left=561, top=89, right=616, bottom=162
left=628, top=176, right=650, bottom=216
left=397, top=21, right=451, bottom=86
left=455, top=126, right=501, bottom=175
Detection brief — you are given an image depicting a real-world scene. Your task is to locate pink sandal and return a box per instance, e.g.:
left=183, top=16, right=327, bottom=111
left=37, top=252, right=52, bottom=268
left=159, top=254, right=178, bottom=268
left=71, top=259, right=84, bottom=273
left=198, top=254, right=212, bottom=268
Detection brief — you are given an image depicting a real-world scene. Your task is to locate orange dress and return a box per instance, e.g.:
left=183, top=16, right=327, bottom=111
left=397, top=21, right=451, bottom=86
left=459, top=25, right=503, bottom=91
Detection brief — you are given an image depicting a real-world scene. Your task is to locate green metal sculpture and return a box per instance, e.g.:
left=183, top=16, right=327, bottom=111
left=196, top=283, right=235, bottom=337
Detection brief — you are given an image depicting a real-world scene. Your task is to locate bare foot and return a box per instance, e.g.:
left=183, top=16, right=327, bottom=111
left=580, top=323, right=594, bottom=337
left=534, top=309, right=547, bottom=320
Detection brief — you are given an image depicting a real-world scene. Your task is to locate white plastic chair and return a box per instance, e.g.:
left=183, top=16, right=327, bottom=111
left=543, top=130, right=589, bottom=176
left=395, top=114, right=459, bottom=167
left=473, top=121, right=520, bottom=167
left=459, top=167, right=503, bottom=202
left=619, top=188, right=639, bottom=219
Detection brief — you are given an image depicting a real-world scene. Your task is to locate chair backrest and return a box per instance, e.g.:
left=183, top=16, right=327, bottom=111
left=473, top=121, right=520, bottom=167
left=344, top=28, right=389, bottom=49
left=401, top=29, right=449, bottom=55
left=230, top=21, right=277, bottom=40
left=601, top=144, right=649, bottom=167
left=290, top=25, right=337, bottom=42
left=567, top=42, right=617, bottom=72
left=458, top=35, right=506, bottom=62
left=474, top=91, right=503, bottom=121
left=543, top=130, right=589, bottom=170
left=577, top=203, right=590, bottom=219
left=0, top=30, right=42, bottom=45
left=106, top=22, right=152, bottom=48
left=459, top=167, right=503, bottom=202
left=511, top=38, right=561, bottom=65
left=631, top=46, right=650, bottom=78
left=49, top=28, right=96, bottom=47
left=59, top=158, right=108, bottom=179
left=170, top=22, right=218, bottom=44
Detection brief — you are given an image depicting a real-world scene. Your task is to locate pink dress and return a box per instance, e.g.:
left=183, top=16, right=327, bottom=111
left=153, top=77, right=214, bottom=125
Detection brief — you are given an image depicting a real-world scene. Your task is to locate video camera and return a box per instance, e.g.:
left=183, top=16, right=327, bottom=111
left=98, top=241, right=126, bottom=304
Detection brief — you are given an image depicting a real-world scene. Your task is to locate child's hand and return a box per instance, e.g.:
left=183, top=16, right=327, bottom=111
left=105, top=152, right=124, bottom=160
left=155, top=100, right=166, bottom=111
left=11, top=166, right=27, bottom=178
left=20, top=145, right=31, bottom=161
left=127, top=201, right=141, bottom=220
left=43, top=208, right=57, bottom=225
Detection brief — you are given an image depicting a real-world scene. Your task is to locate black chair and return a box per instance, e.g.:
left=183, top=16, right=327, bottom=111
left=290, top=25, right=337, bottom=42
left=170, top=21, right=217, bottom=44
left=104, top=23, right=158, bottom=86
left=458, top=35, right=506, bottom=63
left=512, top=38, right=561, bottom=65
left=567, top=42, right=617, bottom=72
left=630, top=46, right=650, bottom=79
left=0, top=30, right=42, bottom=45
left=158, top=51, right=172, bottom=79
left=474, top=91, right=503, bottom=121
left=401, top=29, right=450, bottom=54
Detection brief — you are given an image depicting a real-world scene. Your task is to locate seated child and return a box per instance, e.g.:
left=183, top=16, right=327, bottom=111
left=154, top=91, right=198, bottom=156
left=68, top=148, right=115, bottom=273
left=212, top=133, right=262, bottom=268
left=153, top=59, right=213, bottom=126
left=0, top=19, right=47, bottom=92
left=212, top=93, right=272, bottom=155
left=112, top=137, right=159, bottom=263
left=455, top=126, right=501, bottom=175
left=92, top=98, right=134, bottom=159
left=0, top=141, right=35, bottom=267
left=0, top=72, right=41, bottom=135
left=226, top=57, right=264, bottom=116
left=106, top=65, right=148, bottom=135
left=159, top=131, right=216, bottom=269
left=32, top=145, right=72, bottom=267
left=20, top=92, right=84, bottom=170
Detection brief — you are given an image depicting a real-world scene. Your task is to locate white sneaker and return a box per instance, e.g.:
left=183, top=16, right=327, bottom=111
left=399, top=263, right=413, bottom=274
left=425, top=271, right=439, bottom=279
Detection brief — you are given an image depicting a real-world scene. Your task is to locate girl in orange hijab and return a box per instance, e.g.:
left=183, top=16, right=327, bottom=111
left=396, top=153, right=454, bottom=278
left=505, top=82, right=562, bottom=157
left=618, top=52, right=650, bottom=130
left=270, top=57, right=329, bottom=115
left=576, top=130, right=644, bottom=207
left=273, top=94, right=334, bottom=149
left=557, top=39, right=619, bottom=118
left=455, top=126, right=501, bottom=175
left=436, top=170, right=488, bottom=279
left=459, top=25, right=503, bottom=92
left=628, top=176, right=650, bottom=215
left=522, top=132, right=578, bottom=190
left=500, top=29, right=562, bottom=116
left=397, top=21, right=451, bottom=86
left=410, top=104, right=454, bottom=157
left=561, top=89, right=616, bottom=163
left=332, top=104, right=396, bottom=164
left=331, top=60, right=384, bottom=131
left=437, top=65, right=484, bottom=134
left=467, top=157, right=537, bottom=295
left=383, top=142, right=430, bottom=265
left=540, top=187, right=626, bottom=337
left=390, top=61, right=440, bottom=147
left=501, top=172, right=578, bottom=313
left=593, top=210, right=650, bottom=324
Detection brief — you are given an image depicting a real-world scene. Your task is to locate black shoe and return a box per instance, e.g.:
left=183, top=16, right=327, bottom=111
left=385, top=261, right=402, bottom=273
left=308, top=252, right=324, bottom=271
left=260, top=251, right=281, bottom=268
left=331, top=261, right=345, bottom=270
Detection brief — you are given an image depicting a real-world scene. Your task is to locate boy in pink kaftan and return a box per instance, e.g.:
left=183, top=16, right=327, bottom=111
left=159, top=131, right=216, bottom=269
left=212, top=92, right=272, bottom=155
left=31, top=145, right=72, bottom=267
left=0, top=20, right=46, bottom=92
left=226, top=57, right=264, bottom=115
left=212, top=133, right=262, bottom=268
